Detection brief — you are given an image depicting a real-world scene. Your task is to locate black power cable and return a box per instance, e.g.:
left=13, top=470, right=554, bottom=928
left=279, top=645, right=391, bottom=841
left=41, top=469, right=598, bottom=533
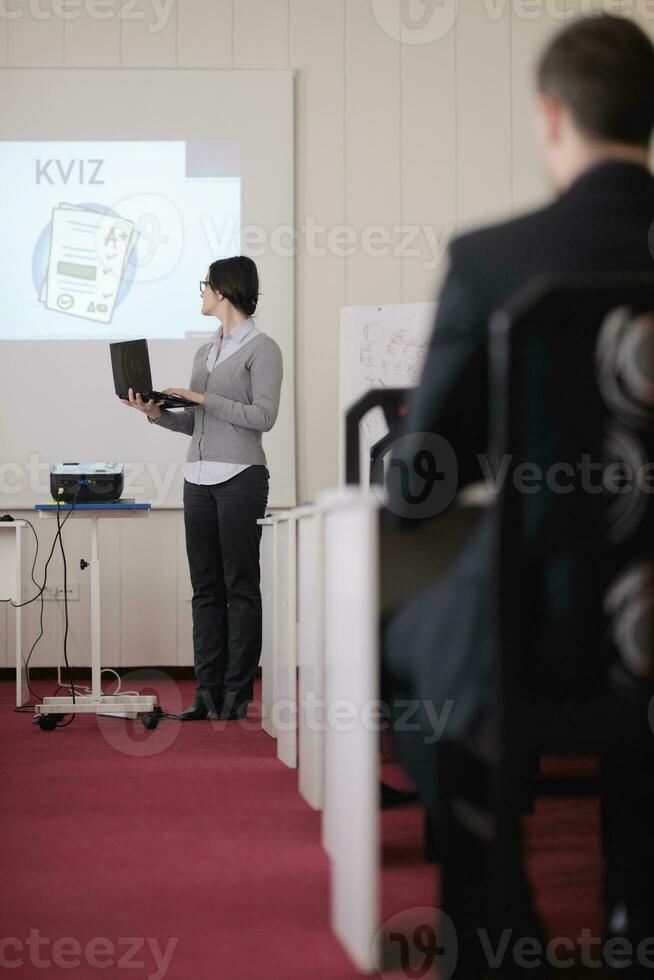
left=8, top=488, right=81, bottom=721
left=9, top=488, right=177, bottom=729
left=2, top=517, right=45, bottom=706
left=4, top=500, right=78, bottom=708
left=53, top=489, right=81, bottom=726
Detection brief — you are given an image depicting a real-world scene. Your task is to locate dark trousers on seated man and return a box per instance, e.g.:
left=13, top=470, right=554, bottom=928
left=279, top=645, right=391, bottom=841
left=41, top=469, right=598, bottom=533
left=381, top=529, right=654, bottom=940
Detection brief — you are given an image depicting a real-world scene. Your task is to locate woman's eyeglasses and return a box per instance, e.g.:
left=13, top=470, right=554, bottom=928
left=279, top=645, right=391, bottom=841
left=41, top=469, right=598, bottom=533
left=199, top=280, right=211, bottom=295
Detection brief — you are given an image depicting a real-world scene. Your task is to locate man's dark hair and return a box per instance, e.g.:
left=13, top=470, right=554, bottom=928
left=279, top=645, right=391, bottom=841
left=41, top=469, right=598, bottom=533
left=208, top=255, right=259, bottom=317
left=537, top=14, right=654, bottom=147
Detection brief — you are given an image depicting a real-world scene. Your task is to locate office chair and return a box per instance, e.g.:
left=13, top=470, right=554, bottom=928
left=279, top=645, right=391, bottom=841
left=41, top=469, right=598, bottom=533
left=345, top=387, right=430, bottom=815
left=344, top=387, right=410, bottom=485
left=438, top=274, right=654, bottom=978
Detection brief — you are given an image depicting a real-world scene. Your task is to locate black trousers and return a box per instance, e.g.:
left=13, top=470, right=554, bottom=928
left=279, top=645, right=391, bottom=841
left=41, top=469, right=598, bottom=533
left=183, top=466, right=269, bottom=710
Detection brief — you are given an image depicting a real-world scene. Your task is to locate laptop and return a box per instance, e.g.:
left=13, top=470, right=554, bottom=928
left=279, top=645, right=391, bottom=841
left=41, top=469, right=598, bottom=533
left=110, top=339, right=196, bottom=409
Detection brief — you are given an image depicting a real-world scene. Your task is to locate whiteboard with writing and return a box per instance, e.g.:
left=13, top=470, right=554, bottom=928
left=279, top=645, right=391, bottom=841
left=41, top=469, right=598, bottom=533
left=339, top=302, right=437, bottom=484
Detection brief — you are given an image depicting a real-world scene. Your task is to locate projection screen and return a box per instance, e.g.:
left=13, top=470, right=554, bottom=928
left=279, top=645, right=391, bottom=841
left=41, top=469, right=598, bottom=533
left=0, top=69, right=295, bottom=509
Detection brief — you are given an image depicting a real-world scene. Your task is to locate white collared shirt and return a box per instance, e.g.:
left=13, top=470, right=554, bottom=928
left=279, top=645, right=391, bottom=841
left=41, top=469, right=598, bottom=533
left=183, top=317, right=260, bottom=486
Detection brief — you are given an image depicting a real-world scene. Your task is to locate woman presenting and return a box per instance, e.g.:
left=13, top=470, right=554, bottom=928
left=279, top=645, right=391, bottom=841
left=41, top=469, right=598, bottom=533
left=123, top=256, right=283, bottom=721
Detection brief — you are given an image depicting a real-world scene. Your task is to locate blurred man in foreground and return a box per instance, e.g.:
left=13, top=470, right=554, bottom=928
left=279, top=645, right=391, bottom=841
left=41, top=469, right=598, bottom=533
left=382, top=14, right=654, bottom=964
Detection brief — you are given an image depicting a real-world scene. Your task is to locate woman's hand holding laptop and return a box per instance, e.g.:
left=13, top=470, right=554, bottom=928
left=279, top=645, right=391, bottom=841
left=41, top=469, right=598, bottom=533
left=121, top=388, right=166, bottom=421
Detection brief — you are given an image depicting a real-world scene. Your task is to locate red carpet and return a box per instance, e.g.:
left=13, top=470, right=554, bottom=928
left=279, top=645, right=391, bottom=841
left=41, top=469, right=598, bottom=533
left=0, top=678, right=601, bottom=979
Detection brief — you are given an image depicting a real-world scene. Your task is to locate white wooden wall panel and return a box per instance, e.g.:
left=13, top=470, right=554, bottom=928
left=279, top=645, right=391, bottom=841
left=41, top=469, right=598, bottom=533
left=630, top=2, right=654, bottom=42
left=455, top=1, right=512, bottom=232
left=119, top=0, right=177, bottom=67
left=7, top=6, right=64, bottom=67
left=176, top=0, right=233, bottom=68
left=344, top=0, right=401, bottom=307
left=64, top=0, right=121, bottom=67
left=118, top=511, right=177, bottom=665
left=290, top=0, right=345, bottom=505
left=510, top=10, right=558, bottom=215
left=98, top=518, right=121, bottom=669
left=11, top=516, right=120, bottom=675
left=234, top=0, right=288, bottom=68
left=0, top=8, right=9, bottom=66
left=565, top=0, right=604, bottom=18
left=8, top=523, right=41, bottom=671
left=400, top=30, right=457, bottom=302
left=25, top=518, right=91, bottom=669
left=175, top=510, right=194, bottom=666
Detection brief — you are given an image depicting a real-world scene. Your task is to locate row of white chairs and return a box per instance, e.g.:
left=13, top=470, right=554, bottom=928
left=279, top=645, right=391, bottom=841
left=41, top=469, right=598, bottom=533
left=258, top=487, right=381, bottom=973
left=258, top=483, right=490, bottom=972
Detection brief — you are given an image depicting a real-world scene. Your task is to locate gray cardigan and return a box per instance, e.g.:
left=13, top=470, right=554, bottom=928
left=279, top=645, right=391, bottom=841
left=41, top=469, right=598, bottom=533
left=153, top=332, right=283, bottom=466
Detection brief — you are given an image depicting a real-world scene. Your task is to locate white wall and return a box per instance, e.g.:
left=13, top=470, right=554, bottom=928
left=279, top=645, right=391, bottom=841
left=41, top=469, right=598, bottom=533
left=2, top=0, right=652, bottom=666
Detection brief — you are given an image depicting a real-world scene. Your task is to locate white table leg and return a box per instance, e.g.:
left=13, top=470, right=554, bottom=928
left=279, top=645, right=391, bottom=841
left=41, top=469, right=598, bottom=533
left=15, top=525, right=27, bottom=707
left=276, top=517, right=298, bottom=769
left=90, top=515, right=102, bottom=699
left=322, top=489, right=380, bottom=973
left=298, top=510, right=325, bottom=810
left=259, top=520, right=278, bottom=738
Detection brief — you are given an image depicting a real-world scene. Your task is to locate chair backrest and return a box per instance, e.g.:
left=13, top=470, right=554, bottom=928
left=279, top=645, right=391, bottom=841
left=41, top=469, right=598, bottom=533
left=344, top=388, right=411, bottom=484
left=490, top=273, right=654, bottom=709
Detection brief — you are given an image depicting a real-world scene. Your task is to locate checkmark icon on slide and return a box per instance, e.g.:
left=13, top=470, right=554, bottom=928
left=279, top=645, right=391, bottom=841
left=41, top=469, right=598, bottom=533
left=102, top=292, right=113, bottom=299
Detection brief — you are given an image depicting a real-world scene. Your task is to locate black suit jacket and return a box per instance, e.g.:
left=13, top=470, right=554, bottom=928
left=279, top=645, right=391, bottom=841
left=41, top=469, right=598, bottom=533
left=381, top=162, right=654, bottom=804
left=390, top=159, right=654, bottom=500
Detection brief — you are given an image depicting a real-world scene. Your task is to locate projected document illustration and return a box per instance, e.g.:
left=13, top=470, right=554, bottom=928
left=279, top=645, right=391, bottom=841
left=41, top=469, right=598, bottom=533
left=0, top=139, right=242, bottom=340
left=39, top=204, right=138, bottom=324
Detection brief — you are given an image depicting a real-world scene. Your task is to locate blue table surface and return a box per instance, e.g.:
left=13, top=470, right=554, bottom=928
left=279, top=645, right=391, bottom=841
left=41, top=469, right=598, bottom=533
left=35, top=502, right=151, bottom=511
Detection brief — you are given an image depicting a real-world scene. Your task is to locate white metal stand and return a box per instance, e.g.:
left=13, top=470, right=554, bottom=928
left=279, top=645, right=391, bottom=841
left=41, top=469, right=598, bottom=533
left=0, top=521, right=28, bottom=707
left=296, top=505, right=326, bottom=811
left=33, top=503, right=159, bottom=730
left=258, top=514, right=281, bottom=739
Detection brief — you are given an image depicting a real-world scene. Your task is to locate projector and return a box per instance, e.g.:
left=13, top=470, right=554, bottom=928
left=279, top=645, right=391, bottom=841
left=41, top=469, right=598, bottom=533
left=50, top=463, right=124, bottom=504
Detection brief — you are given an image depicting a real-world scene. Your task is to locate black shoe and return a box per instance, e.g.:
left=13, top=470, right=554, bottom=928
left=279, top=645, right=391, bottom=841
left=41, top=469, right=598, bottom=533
left=380, top=781, right=418, bottom=809
left=180, top=690, right=220, bottom=720
left=180, top=701, right=209, bottom=721
left=211, top=699, right=250, bottom=722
